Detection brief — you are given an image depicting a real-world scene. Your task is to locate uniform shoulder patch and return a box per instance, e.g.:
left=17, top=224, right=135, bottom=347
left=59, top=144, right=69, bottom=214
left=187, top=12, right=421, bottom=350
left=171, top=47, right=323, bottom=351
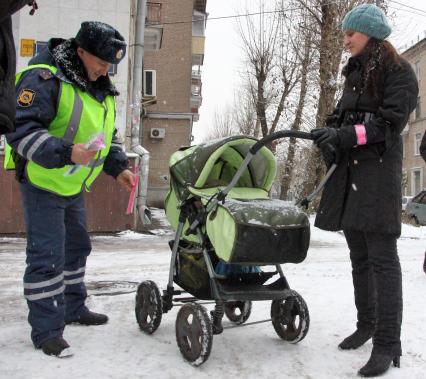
left=17, top=89, right=36, bottom=107
left=39, top=69, right=53, bottom=80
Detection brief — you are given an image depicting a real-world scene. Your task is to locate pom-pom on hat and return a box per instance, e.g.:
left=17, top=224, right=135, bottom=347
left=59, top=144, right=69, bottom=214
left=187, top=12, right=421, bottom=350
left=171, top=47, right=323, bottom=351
left=75, top=21, right=126, bottom=64
left=342, top=4, right=392, bottom=40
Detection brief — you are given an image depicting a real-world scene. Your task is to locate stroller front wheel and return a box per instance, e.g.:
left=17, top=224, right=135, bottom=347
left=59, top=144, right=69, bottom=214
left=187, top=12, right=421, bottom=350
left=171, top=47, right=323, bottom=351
left=271, top=290, right=310, bottom=343
left=175, top=303, right=213, bottom=366
left=135, top=280, right=163, bottom=334
left=224, top=301, right=252, bottom=325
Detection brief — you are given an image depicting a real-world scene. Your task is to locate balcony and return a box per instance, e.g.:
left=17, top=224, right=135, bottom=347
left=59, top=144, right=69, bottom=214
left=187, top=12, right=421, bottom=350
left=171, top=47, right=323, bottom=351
left=192, top=36, right=205, bottom=56
left=192, top=69, right=202, bottom=80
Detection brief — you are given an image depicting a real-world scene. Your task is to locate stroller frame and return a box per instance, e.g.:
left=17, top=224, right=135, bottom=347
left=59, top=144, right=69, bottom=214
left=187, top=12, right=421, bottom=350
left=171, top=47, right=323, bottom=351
left=135, top=130, right=336, bottom=365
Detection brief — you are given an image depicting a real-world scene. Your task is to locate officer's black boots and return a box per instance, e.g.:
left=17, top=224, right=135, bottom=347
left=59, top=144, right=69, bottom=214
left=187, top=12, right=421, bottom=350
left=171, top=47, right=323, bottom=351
left=358, top=348, right=400, bottom=377
left=338, top=328, right=374, bottom=350
left=40, top=336, right=73, bottom=358
left=66, top=310, right=108, bottom=326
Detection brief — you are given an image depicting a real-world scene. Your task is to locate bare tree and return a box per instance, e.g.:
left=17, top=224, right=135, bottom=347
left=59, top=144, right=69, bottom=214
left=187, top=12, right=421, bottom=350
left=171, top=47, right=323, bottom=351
left=203, top=106, right=237, bottom=141
left=237, top=1, right=302, bottom=153
left=279, top=2, right=315, bottom=199
left=233, top=85, right=259, bottom=137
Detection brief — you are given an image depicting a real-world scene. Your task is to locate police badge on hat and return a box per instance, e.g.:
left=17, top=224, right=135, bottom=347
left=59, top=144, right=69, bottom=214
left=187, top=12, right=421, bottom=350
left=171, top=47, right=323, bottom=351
left=116, top=49, right=124, bottom=60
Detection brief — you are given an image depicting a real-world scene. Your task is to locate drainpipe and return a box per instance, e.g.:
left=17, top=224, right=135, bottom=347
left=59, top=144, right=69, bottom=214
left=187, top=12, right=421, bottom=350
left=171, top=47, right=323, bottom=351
left=131, top=0, right=151, bottom=225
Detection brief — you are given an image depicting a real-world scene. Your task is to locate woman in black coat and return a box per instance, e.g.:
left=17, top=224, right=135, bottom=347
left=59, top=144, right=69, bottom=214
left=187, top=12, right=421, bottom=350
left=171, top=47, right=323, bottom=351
left=312, top=4, right=418, bottom=377
left=0, top=1, right=37, bottom=134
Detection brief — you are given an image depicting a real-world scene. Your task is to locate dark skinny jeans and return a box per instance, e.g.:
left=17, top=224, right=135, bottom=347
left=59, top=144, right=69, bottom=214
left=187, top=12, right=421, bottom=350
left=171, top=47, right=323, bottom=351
left=343, top=230, right=402, bottom=356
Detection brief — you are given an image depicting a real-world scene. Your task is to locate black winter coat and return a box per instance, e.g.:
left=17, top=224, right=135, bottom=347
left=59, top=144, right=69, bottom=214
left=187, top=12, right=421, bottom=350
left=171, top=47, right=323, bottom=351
left=0, top=1, right=31, bottom=134
left=315, top=54, right=418, bottom=235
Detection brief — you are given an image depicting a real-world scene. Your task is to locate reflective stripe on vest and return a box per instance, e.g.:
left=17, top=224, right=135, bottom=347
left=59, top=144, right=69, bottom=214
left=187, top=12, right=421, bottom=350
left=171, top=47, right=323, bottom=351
left=4, top=64, right=116, bottom=196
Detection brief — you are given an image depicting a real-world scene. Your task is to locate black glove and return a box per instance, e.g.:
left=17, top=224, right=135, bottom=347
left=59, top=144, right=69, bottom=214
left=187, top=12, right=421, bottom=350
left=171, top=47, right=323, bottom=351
left=311, top=127, right=340, bottom=148
left=312, top=125, right=357, bottom=149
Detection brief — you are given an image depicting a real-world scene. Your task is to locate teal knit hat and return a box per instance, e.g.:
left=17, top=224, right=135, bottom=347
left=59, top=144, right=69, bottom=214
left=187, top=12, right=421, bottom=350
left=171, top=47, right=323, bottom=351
left=342, top=4, right=392, bottom=40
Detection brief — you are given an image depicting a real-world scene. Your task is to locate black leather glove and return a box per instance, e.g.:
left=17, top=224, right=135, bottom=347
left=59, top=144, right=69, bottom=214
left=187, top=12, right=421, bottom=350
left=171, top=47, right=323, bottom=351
left=311, top=125, right=357, bottom=150
left=311, top=127, right=340, bottom=148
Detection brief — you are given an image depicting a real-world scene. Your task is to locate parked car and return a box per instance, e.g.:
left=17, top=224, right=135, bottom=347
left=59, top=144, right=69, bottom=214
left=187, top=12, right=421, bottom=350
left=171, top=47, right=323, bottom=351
left=402, top=196, right=414, bottom=211
left=405, top=190, right=426, bottom=225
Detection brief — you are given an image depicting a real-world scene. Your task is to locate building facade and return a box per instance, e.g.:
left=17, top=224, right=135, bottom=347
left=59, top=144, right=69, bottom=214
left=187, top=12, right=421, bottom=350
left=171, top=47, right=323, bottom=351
left=402, top=39, right=426, bottom=196
left=141, top=0, right=206, bottom=206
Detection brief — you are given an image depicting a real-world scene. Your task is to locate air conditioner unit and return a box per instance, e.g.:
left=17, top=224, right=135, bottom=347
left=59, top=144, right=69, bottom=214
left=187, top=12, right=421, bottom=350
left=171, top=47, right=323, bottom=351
left=150, top=127, right=165, bottom=139
left=143, top=70, right=157, bottom=97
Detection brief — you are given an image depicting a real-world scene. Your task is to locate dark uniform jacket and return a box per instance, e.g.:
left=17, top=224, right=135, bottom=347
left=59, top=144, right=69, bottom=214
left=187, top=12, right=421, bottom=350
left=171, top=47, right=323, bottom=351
left=315, top=54, right=418, bottom=235
left=0, top=1, right=32, bottom=134
left=6, top=38, right=129, bottom=180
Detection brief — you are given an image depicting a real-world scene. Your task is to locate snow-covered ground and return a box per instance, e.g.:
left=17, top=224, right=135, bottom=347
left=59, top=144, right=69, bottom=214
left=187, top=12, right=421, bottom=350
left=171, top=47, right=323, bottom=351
left=0, top=214, right=425, bottom=379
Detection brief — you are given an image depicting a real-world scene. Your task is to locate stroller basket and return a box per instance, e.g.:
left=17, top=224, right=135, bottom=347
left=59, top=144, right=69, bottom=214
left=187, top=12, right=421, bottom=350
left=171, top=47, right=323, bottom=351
left=206, top=198, right=310, bottom=264
left=172, top=240, right=277, bottom=300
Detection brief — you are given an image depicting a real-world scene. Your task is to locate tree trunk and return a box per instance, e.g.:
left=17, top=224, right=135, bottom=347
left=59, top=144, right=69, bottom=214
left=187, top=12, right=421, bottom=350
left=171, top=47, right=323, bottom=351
left=301, top=0, right=344, bottom=199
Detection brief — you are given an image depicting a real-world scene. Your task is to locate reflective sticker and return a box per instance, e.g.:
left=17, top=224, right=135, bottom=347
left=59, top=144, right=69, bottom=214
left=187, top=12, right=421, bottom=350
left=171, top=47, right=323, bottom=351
left=17, top=89, right=36, bottom=107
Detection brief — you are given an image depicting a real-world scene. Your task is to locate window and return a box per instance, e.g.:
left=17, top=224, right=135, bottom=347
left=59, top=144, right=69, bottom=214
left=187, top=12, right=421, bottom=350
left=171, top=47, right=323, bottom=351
left=402, top=137, right=405, bottom=158
left=146, top=2, right=162, bottom=25
left=415, top=97, right=421, bottom=119
left=192, top=10, right=206, bottom=37
left=415, top=132, right=422, bottom=155
left=412, top=168, right=423, bottom=196
left=35, top=41, right=47, bottom=55
left=191, top=78, right=202, bottom=96
left=415, top=61, right=421, bottom=80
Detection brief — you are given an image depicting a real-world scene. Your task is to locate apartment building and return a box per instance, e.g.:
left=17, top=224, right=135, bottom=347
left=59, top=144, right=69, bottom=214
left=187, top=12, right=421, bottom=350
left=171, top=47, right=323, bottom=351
left=402, top=39, right=426, bottom=196
left=142, top=0, right=207, bottom=206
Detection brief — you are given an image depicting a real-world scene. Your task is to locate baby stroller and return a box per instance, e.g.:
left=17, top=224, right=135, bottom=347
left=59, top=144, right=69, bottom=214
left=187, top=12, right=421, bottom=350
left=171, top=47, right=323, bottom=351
left=135, top=130, right=331, bottom=365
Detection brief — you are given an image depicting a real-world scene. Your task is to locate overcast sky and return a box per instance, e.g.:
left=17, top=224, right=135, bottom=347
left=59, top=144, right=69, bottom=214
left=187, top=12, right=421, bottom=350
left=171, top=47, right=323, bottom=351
left=192, top=0, right=426, bottom=142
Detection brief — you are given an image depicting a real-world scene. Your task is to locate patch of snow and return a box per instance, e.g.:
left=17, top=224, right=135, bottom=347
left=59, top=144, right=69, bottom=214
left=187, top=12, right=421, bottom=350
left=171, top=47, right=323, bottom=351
left=0, top=210, right=425, bottom=378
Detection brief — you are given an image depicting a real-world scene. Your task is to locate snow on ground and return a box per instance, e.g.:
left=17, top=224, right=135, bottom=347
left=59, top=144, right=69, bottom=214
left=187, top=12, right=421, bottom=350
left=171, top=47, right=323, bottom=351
left=0, top=213, right=425, bottom=379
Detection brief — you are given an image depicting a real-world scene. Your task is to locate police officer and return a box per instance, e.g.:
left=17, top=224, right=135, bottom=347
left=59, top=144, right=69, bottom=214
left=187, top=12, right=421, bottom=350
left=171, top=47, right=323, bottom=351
left=5, top=21, right=135, bottom=357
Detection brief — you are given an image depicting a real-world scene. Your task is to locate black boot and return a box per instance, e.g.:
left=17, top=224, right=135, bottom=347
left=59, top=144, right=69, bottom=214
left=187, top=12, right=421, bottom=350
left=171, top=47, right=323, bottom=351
left=66, top=311, right=108, bottom=326
left=338, top=328, right=374, bottom=350
left=358, top=349, right=400, bottom=377
left=40, top=336, right=73, bottom=358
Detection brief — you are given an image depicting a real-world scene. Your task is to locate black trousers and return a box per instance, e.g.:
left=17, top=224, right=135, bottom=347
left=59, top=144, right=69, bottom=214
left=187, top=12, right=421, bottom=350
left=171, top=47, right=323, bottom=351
left=343, top=230, right=402, bottom=356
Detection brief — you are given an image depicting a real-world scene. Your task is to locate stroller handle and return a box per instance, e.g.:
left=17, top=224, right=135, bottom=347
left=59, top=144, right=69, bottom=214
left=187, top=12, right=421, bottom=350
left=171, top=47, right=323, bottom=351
left=250, top=130, right=314, bottom=155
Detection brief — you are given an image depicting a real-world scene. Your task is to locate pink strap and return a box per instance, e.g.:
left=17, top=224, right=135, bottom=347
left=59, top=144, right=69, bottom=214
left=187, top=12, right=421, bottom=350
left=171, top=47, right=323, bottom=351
left=126, top=175, right=139, bottom=215
left=354, top=124, right=367, bottom=145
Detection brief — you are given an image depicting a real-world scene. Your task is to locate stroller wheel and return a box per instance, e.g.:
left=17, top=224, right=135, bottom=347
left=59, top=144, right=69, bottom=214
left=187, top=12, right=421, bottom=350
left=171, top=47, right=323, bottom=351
left=175, top=303, right=213, bottom=366
left=271, top=290, right=309, bottom=343
left=224, top=301, right=252, bottom=325
left=135, top=280, right=163, bottom=334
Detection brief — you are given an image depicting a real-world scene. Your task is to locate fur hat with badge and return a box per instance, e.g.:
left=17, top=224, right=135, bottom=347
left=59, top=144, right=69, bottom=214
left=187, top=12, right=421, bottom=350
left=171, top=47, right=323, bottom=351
left=75, top=21, right=126, bottom=64
left=342, top=4, right=392, bottom=40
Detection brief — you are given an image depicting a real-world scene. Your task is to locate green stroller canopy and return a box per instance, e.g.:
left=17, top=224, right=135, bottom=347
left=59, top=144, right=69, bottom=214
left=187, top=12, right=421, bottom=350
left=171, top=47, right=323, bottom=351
left=168, top=135, right=277, bottom=202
